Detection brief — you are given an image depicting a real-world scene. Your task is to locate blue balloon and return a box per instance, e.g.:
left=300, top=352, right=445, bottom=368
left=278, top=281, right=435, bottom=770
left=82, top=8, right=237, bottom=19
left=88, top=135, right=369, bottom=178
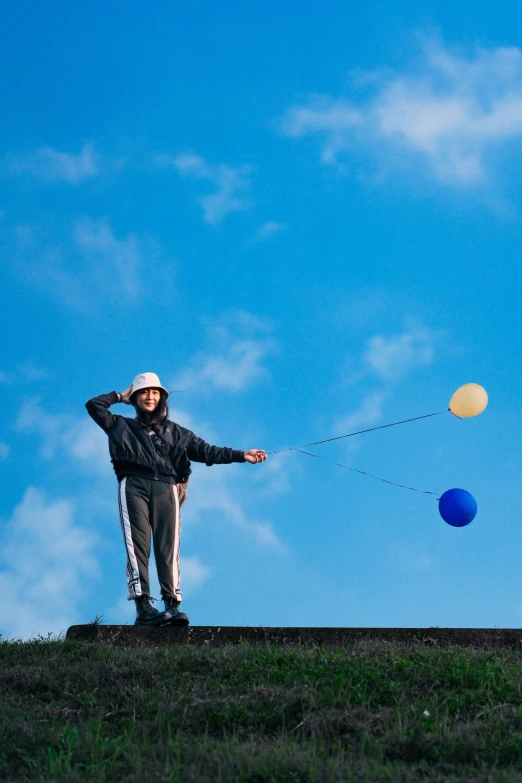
left=439, top=488, right=477, bottom=527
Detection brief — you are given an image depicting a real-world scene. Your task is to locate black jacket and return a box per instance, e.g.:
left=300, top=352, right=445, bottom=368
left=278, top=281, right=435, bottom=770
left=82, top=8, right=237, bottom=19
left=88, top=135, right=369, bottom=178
left=86, top=391, right=245, bottom=483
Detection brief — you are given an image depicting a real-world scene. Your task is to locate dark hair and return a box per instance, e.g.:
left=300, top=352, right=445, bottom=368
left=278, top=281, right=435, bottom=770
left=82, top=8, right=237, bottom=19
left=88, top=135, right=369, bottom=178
left=132, top=388, right=169, bottom=428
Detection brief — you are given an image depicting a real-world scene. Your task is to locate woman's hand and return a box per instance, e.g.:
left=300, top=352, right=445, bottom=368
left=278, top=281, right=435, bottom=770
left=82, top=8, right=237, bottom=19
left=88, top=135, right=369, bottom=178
left=120, top=384, right=134, bottom=404
left=244, top=449, right=267, bottom=464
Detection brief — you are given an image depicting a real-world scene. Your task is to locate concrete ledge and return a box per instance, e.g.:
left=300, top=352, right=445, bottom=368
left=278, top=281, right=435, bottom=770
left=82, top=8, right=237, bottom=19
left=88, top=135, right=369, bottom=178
left=66, top=625, right=522, bottom=649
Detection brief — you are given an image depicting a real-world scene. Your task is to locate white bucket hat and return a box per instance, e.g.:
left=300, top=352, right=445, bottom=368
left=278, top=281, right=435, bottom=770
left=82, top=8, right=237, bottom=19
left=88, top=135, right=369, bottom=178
left=130, top=372, right=169, bottom=401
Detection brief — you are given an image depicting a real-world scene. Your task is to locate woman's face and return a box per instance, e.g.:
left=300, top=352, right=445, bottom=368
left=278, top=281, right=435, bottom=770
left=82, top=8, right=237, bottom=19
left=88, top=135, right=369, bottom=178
left=135, top=388, right=161, bottom=413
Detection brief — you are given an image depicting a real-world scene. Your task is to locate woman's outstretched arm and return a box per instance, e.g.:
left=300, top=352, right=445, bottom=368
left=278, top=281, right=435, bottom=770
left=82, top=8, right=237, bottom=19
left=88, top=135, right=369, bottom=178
left=186, top=434, right=266, bottom=466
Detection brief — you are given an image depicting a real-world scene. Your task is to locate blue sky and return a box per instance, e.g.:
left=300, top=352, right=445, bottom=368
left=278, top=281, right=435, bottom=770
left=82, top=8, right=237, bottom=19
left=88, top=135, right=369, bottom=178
left=1, top=0, right=521, bottom=638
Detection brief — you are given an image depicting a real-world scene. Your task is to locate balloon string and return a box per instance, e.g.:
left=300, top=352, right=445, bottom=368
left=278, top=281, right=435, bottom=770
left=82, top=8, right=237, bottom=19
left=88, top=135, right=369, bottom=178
left=293, top=448, right=440, bottom=497
left=268, top=410, right=447, bottom=455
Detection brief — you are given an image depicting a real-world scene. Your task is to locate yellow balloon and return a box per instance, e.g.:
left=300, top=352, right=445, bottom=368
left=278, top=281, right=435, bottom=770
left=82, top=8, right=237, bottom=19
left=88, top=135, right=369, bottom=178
left=449, top=383, right=488, bottom=418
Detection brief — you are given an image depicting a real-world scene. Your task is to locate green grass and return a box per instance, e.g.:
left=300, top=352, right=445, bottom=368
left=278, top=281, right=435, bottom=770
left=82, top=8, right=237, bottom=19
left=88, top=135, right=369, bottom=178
left=2, top=637, right=522, bottom=781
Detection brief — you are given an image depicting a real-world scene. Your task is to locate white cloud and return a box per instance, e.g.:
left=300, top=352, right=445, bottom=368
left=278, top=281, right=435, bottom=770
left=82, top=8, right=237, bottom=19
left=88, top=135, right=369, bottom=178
left=7, top=143, right=99, bottom=183
left=342, top=322, right=442, bottom=386
left=67, top=419, right=112, bottom=476
left=16, top=398, right=111, bottom=476
left=16, top=398, right=66, bottom=460
left=175, top=310, right=276, bottom=393
left=248, top=221, right=286, bottom=244
left=333, top=391, right=389, bottom=434
left=0, top=361, right=48, bottom=385
left=190, top=342, right=270, bottom=391
left=185, top=462, right=285, bottom=551
left=0, top=487, right=99, bottom=639
left=17, top=361, right=49, bottom=381
left=13, top=217, right=147, bottom=308
left=158, top=152, right=252, bottom=224
left=283, top=99, right=363, bottom=165
left=73, top=218, right=141, bottom=300
left=333, top=321, right=442, bottom=441
left=282, top=39, right=522, bottom=186
left=362, top=324, right=439, bottom=380
left=179, top=556, right=211, bottom=591
left=248, top=451, right=294, bottom=498
left=0, top=442, right=9, bottom=459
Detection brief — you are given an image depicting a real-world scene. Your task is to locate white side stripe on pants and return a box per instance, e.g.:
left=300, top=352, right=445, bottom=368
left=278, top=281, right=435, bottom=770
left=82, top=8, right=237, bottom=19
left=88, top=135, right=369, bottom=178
left=118, top=477, right=142, bottom=599
left=171, top=483, right=182, bottom=602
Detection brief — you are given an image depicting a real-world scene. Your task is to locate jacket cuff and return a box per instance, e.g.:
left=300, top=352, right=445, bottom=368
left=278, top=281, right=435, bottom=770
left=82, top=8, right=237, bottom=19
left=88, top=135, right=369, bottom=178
left=108, top=391, right=120, bottom=405
left=231, top=450, right=246, bottom=463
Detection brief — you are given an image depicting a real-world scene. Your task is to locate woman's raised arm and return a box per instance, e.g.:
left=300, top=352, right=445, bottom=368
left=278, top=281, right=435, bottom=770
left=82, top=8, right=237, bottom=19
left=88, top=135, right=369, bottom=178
left=85, top=391, right=123, bottom=432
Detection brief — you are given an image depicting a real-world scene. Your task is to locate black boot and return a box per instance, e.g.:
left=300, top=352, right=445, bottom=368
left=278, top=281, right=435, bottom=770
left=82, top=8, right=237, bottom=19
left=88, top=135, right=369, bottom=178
left=163, top=598, right=190, bottom=626
left=134, top=596, right=171, bottom=627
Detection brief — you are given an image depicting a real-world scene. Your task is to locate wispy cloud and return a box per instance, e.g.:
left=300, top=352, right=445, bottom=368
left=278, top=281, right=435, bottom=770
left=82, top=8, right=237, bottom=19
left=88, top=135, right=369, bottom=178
left=0, top=487, right=99, bottom=639
left=334, top=321, right=442, bottom=436
left=179, top=556, right=212, bottom=591
left=158, top=152, right=252, bottom=224
left=0, top=443, right=9, bottom=460
left=362, top=323, right=440, bottom=381
left=16, top=399, right=67, bottom=460
left=248, top=221, right=286, bottom=245
left=13, top=217, right=148, bottom=309
left=0, top=361, right=48, bottom=385
left=175, top=310, right=276, bottom=393
left=186, top=462, right=285, bottom=550
left=73, top=218, right=141, bottom=299
left=344, top=321, right=443, bottom=385
left=18, top=361, right=49, bottom=381
left=283, top=100, right=363, bottom=165
left=333, top=391, right=389, bottom=435
left=282, top=38, right=522, bottom=186
left=16, top=398, right=111, bottom=477
left=7, top=143, right=99, bottom=183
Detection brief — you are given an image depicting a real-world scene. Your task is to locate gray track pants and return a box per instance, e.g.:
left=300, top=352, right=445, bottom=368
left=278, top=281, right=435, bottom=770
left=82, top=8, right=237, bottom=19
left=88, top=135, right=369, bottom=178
left=117, top=475, right=189, bottom=603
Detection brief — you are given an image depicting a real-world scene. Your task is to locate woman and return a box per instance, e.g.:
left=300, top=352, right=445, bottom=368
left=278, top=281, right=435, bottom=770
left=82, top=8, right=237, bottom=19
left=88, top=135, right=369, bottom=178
left=86, top=372, right=267, bottom=627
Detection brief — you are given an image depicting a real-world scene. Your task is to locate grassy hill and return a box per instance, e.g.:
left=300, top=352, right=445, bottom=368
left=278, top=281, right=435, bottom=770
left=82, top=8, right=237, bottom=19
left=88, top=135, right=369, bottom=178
left=2, top=635, right=522, bottom=782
